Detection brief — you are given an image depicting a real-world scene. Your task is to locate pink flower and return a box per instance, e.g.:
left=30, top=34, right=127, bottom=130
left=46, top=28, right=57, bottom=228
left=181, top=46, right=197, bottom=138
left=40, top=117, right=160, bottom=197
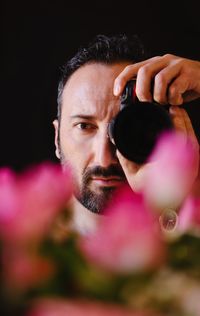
left=0, top=162, right=73, bottom=243
left=27, top=298, right=152, bottom=316
left=79, top=185, right=165, bottom=274
left=178, top=196, right=200, bottom=233
left=141, top=131, right=199, bottom=210
left=0, top=167, right=19, bottom=224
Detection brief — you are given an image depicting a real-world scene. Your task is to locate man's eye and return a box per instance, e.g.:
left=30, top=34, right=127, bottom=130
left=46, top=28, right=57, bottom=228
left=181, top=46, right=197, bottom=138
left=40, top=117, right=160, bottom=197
left=76, top=122, right=95, bottom=130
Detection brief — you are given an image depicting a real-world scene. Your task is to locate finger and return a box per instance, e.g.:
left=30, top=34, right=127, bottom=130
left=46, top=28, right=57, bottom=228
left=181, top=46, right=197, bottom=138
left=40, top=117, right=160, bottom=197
left=168, top=74, right=190, bottom=105
left=169, top=107, right=199, bottom=181
left=153, top=64, right=181, bottom=104
left=181, top=109, right=200, bottom=179
left=136, top=58, right=172, bottom=102
left=180, top=108, right=199, bottom=148
left=170, top=106, right=199, bottom=158
left=113, top=62, right=147, bottom=96
left=113, top=56, right=161, bottom=96
left=169, top=106, right=187, bottom=135
left=181, top=108, right=196, bottom=137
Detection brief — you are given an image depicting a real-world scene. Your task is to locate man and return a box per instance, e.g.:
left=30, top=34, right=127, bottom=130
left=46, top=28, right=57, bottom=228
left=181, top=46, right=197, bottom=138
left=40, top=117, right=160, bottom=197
left=53, top=34, right=200, bottom=234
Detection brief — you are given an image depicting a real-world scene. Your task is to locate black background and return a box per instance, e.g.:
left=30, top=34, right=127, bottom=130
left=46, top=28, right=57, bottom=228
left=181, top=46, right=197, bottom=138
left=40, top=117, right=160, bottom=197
left=1, top=0, right=200, bottom=171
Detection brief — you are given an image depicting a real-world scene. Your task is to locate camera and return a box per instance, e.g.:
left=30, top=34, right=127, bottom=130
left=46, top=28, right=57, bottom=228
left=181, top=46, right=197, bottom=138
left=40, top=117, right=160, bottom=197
left=108, top=79, right=174, bottom=164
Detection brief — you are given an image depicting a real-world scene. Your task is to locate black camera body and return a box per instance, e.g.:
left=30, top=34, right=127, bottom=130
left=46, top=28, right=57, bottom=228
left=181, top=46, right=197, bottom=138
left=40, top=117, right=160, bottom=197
left=108, top=80, right=174, bottom=164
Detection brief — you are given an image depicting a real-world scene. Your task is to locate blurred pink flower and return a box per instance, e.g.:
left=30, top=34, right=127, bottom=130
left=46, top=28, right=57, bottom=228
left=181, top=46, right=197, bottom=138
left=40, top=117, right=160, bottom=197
left=0, top=167, right=19, bottom=223
left=27, top=298, right=152, bottom=316
left=178, top=196, right=200, bottom=233
left=142, top=131, right=199, bottom=210
left=79, top=185, right=165, bottom=274
left=0, top=162, right=73, bottom=243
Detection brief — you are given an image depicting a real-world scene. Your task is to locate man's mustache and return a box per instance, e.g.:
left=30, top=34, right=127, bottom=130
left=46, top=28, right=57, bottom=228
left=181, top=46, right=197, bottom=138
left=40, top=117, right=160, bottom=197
left=82, top=165, right=126, bottom=184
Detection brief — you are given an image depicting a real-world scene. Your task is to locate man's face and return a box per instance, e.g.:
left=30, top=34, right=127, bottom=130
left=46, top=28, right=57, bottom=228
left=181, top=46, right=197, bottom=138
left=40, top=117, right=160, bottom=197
left=53, top=62, right=130, bottom=213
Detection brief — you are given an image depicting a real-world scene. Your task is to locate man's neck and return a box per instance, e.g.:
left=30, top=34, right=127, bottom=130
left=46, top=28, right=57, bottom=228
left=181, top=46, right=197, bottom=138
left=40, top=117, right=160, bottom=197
left=69, top=196, right=101, bottom=235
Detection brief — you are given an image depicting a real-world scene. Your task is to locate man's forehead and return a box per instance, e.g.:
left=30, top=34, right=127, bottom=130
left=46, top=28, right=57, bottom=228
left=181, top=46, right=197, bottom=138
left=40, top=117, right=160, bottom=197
left=61, top=63, right=124, bottom=117
left=62, top=62, right=128, bottom=97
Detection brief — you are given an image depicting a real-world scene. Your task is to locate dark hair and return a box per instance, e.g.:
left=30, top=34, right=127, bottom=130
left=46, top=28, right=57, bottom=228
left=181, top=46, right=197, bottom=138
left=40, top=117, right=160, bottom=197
left=57, top=34, right=146, bottom=120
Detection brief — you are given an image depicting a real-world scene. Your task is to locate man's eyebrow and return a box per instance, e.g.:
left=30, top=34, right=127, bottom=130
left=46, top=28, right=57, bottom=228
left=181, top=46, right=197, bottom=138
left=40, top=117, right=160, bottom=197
left=70, top=115, right=96, bottom=120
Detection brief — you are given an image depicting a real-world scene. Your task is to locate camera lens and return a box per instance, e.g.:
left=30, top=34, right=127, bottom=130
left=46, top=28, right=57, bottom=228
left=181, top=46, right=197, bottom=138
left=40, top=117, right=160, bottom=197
left=109, top=101, right=174, bottom=164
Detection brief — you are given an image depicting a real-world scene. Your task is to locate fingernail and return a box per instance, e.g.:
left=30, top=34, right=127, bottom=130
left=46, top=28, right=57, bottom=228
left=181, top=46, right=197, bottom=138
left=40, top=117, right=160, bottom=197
left=169, top=106, right=178, bottom=114
left=114, top=85, right=120, bottom=96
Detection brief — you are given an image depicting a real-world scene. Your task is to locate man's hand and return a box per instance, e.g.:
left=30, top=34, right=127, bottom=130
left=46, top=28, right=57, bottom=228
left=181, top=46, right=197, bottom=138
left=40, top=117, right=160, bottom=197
left=114, top=54, right=200, bottom=193
left=114, top=54, right=200, bottom=105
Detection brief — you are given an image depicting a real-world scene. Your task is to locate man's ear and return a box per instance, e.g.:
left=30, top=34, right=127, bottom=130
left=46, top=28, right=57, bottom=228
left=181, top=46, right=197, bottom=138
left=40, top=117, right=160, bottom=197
left=53, top=119, right=61, bottom=159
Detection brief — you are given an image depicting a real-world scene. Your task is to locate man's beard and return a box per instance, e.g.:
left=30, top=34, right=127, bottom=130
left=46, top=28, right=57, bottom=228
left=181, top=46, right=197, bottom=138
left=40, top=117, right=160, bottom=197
left=76, top=165, right=126, bottom=214
left=59, top=148, right=126, bottom=213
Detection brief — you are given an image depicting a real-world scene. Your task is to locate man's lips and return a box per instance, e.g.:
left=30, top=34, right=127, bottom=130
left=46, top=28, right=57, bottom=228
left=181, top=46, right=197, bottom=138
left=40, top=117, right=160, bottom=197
left=91, top=176, right=125, bottom=186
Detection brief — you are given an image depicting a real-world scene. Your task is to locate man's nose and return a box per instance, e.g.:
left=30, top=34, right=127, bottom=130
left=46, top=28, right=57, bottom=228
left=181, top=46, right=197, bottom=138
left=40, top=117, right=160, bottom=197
left=94, top=133, right=117, bottom=168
